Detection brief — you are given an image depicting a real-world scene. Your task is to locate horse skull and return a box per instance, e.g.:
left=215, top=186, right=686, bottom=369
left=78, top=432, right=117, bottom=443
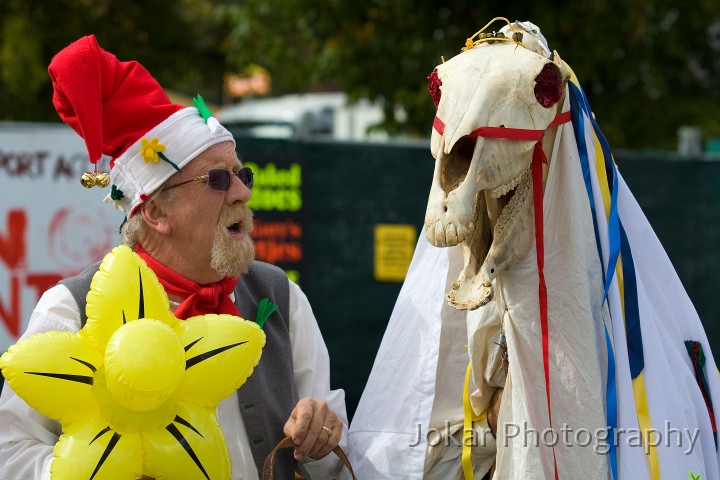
left=424, top=27, right=569, bottom=310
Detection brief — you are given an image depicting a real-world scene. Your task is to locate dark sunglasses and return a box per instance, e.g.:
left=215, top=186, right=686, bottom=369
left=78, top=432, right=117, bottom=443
left=164, top=167, right=254, bottom=191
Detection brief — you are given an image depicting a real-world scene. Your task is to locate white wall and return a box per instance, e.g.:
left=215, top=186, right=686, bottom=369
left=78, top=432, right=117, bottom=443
left=0, top=123, right=122, bottom=351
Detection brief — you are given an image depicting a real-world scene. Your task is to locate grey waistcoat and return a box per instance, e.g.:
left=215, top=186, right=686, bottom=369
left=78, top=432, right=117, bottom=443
left=60, top=260, right=298, bottom=478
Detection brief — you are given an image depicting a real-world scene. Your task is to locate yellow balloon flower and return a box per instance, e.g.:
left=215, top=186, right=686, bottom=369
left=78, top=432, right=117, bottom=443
left=0, top=245, right=266, bottom=480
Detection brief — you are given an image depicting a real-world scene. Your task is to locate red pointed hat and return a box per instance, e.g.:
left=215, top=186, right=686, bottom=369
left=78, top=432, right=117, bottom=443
left=48, top=35, right=234, bottom=217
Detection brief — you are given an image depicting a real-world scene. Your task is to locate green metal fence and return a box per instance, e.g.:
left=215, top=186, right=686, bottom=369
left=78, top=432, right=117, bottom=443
left=239, top=138, right=720, bottom=420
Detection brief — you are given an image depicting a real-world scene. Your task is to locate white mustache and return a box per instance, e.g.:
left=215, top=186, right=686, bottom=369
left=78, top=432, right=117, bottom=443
left=219, top=205, right=253, bottom=233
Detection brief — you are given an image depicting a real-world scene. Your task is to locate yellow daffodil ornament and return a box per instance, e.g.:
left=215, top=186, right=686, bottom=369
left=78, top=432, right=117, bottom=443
left=0, top=245, right=266, bottom=480
left=141, top=137, right=165, bottom=164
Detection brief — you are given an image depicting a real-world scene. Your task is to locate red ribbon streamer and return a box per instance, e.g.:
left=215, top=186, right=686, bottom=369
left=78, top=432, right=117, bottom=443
left=531, top=141, right=559, bottom=479
left=432, top=111, right=570, bottom=141
left=433, top=109, right=571, bottom=479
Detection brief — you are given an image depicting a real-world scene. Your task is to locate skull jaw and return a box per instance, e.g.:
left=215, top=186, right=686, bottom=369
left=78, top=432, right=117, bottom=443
left=425, top=131, right=540, bottom=311
left=447, top=252, right=494, bottom=310
left=447, top=282, right=493, bottom=310
left=445, top=167, right=536, bottom=310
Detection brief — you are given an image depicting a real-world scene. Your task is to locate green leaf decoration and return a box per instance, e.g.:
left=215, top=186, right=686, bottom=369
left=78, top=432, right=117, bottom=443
left=110, top=185, right=124, bottom=200
left=688, top=470, right=702, bottom=480
left=193, top=94, right=215, bottom=124
left=255, top=298, right=278, bottom=329
left=157, top=152, right=182, bottom=172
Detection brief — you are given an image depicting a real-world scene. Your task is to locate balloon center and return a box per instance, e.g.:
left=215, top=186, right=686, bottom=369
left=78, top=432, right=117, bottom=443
left=105, top=319, right=185, bottom=413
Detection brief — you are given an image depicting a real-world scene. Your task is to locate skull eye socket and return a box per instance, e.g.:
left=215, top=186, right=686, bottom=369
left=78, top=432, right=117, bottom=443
left=440, top=136, right=476, bottom=193
left=534, top=62, right=563, bottom=107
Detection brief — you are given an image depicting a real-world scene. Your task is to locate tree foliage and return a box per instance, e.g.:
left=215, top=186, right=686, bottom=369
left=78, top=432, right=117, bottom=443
left=2, top=0, right=719, bottom=149
left=0, top=0, right=225, bottom=122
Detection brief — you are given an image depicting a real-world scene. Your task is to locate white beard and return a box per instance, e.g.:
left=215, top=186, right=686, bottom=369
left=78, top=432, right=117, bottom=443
left=210, top=205, right=255, bottom=277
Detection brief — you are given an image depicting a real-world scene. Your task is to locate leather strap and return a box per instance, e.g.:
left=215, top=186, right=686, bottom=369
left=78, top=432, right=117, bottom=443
left=262, top=436, right=357, bottom=480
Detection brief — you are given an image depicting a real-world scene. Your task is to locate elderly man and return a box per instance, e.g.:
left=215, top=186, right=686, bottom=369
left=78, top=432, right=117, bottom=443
left=0, top=35, right=347, bottom=480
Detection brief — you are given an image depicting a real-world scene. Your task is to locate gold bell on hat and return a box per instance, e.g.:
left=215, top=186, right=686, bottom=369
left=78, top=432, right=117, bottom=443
left=80, top=171, right=110, bottom=188
left=95, top=172, right=110, bottom=187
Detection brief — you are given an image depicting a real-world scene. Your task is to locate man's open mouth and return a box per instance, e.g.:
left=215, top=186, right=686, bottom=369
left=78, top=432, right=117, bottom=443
left=227, top=222, right=242, bottom=234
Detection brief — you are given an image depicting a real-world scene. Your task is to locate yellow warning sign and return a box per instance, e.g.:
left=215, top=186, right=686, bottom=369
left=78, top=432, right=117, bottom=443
left=374, top=224, right=417, bottom=282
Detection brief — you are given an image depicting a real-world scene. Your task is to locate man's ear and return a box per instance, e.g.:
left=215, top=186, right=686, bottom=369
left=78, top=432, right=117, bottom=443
left=139, top=200, right=172, bottom=236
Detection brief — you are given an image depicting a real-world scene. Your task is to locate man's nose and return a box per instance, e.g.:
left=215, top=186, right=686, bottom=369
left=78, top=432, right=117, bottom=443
left=226, top=172, right=252, bottom=205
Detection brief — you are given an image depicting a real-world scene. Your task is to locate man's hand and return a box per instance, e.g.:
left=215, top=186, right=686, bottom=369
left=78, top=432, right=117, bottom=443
left=284, top=397, right=343, bottom=461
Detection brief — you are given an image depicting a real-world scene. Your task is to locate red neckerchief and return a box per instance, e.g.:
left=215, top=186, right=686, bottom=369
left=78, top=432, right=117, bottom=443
left=135, top=244, right=241, bottom=320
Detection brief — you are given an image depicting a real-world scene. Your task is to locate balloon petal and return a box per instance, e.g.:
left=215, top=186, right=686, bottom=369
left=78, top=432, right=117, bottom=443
left=51, top=412, right=143, bottom=480
left=85, top=245, right=177, bottom=352
left=0, top=331, right=101, bottom=424
left=142, top=401, right=230, bottom=480
left=175, top=315, right=265, bottom=407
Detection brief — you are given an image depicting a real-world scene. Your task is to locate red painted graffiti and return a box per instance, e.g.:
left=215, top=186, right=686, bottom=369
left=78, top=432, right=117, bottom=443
left=0, top=210, right=64, bottom=337
left=0, top=209, right=26, bottom=269
left=0, top=275, right=20, bottom=337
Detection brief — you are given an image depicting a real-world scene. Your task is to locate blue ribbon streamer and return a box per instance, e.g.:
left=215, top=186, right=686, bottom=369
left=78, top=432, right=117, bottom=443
left=570, top=79, right=648, bottom=478
left=569, top=84, right=621, bottom=302
left=605, top=327, right=618, bottom=480
left=619, top=223, right=644, bottom=378
left=569, top=83, right=619, bottom=479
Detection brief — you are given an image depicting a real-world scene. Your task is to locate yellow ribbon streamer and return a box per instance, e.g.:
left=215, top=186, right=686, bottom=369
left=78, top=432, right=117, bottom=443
left=462, top=361, right=487, bottom=479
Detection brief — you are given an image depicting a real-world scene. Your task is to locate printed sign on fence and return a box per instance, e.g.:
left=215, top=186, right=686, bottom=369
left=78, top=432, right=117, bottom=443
left=0, top=124, right=121, bottom=351
left=244, top=160, right=304, bottom=285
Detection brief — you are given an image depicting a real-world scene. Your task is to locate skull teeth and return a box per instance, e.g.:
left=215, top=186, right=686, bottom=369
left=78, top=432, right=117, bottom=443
left=426, top=220, right=475, bottom=247
left=489, top=169, right=528, bottom=199
left=446, top=223, right=458, bottom=245
left=457, top=223, right=469, bottom=241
